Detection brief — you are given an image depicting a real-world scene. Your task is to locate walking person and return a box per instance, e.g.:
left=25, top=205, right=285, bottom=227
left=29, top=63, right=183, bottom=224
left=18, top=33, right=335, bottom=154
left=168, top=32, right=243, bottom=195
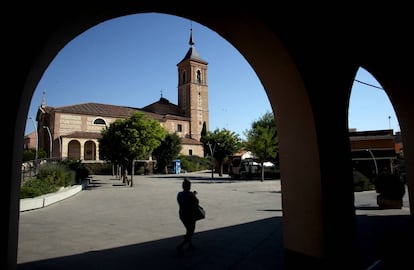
left=176, top=178, right=199, bottom=251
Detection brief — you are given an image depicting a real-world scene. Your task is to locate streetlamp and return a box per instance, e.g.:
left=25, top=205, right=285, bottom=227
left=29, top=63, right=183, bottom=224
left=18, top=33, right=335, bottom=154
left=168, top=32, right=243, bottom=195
left=58, top=136, right=62, bottom=160
left=388, top=115, right=391, bottom=129
left=28, top=117, right=38, bottom=163
left=208, top=142, right=218, bottom=179
left=43, top=126, right=52, bottom=158
left=366, top=149, right=378, bottom=176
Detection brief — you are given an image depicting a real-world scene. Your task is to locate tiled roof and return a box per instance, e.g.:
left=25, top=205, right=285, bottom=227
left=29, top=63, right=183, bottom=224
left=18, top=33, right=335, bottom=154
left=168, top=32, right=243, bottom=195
left=142, top=97, right=181, bottom=116
left=178, top=47, right=207, bottom=65
left=48, top=101, right=189, bottom=123
left=177, top=30, right=207, bottom=65
left=181, top=137, right=202, bottom=145
left=51, top=102, right=140, bottom=118
left=349, top=129, right=394, bottom=137
left=61, top=131, right=102, bottom=139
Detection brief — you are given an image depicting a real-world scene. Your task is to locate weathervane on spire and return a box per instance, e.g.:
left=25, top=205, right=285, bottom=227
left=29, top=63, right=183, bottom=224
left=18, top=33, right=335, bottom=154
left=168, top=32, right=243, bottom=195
left=160, top=89, right=163, bottom=98
left=189, top=21, right=194, bottom=47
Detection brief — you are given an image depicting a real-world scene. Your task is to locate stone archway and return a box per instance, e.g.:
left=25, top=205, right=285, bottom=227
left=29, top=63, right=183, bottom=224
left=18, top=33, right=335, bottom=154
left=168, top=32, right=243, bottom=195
left=67, top=140, right=81, bottom=160
left=84, top=141, right=97, bottom=161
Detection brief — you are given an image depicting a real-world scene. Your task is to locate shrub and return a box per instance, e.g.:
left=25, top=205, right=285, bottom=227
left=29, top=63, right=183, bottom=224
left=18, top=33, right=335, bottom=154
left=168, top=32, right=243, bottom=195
left=61, top=159, right=90, bottom=184
left=20, top=162, right=76, bottom=199
left=20, top=177, right=59, bottom=198
left=375, top=172, right=405, bottom=200
left=22, top=149, right=47, bottom=162
left=37, top=163, right=75, bottom=187
left=353, top=170, right=375, bottom=192
left=22, top=149, right=35, bottom=162
left=178, top=155, right=210, bottom=172
left=83, top=162, right=113, bottom=175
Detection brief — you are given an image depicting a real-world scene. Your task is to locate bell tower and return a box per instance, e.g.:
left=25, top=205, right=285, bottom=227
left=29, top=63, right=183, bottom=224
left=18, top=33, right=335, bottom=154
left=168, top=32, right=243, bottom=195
left=177, top=28, right=209, bottom=141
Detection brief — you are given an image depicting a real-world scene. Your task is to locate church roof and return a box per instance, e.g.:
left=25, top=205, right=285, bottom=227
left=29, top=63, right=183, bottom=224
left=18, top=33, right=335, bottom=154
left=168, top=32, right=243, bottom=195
left=142, top=97, right=181, bottom=115
left=43, top=101, right=189, bottom=122
left=177, top=28, right=207, bottom=65
left=51, top=102, right=139, bottom=118
left=178, top=46, right=207, bottom=65
left=61, top=131, right=102, bottom=139
left=181, top=137, right=203, bottom=145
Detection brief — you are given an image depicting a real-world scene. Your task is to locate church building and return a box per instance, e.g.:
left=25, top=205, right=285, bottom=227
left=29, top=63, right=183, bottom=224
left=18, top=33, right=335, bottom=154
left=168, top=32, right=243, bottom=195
left=35, top=29, right=209, bottom=161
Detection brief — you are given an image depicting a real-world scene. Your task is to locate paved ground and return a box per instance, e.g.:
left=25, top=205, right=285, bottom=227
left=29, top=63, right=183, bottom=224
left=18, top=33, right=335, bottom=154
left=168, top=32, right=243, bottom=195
left=17, top=171, right=412, bottom=269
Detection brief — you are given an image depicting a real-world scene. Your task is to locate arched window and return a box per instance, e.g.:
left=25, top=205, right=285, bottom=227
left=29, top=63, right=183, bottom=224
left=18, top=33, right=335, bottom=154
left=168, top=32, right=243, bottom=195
left=93, top=118, right=106, bottom=125
left=196, top=70, right=201, bottom=84
left=182, top=70, right=187, bottom=84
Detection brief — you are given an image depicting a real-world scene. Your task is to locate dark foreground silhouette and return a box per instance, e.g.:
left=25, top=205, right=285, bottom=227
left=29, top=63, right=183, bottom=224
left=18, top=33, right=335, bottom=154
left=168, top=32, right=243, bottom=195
left=18, top=214, right=413, bottom=270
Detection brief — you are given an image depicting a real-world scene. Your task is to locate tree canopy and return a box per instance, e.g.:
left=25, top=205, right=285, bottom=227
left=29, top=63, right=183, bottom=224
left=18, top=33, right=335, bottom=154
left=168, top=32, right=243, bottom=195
left=152, top=132, right=182, bottom=174
left=98, top=111, right=168, bottom=179
left=204, top=128, right=243, bottom=176
left=244, top=111, right=279, bottom=181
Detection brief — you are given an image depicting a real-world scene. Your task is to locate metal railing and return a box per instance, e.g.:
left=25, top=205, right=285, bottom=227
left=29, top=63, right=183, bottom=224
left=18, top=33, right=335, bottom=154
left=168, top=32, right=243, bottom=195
left=20, top=158, right=61, bottom=184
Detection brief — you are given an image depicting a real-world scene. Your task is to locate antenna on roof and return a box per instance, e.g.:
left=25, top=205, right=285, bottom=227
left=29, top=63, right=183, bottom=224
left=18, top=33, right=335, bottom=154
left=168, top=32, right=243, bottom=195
left=160, top=89, right=163, bottom=98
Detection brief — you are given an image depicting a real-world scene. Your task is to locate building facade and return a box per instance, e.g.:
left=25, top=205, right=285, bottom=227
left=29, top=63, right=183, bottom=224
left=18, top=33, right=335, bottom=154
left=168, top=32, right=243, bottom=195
left=34, top=29, right=208, bottom=161
left=349, top=129, right=400, bottom=177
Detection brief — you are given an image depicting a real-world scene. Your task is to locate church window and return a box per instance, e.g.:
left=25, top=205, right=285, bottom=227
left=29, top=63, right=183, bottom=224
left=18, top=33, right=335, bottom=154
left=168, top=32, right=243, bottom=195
left=93, top=118, right=106, bottom=125
left=196, top=70, right=201, bottom=84
left=182, top=70, right=187, bottom=84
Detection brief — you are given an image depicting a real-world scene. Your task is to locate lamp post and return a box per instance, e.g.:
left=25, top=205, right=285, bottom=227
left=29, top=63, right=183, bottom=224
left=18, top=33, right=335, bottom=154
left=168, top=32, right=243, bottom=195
left=28, top=117, right=38, bottom=163
left=43, top=126, right=52, bottom=158
left=58, top=136, right=62, bottom=160
left=208, top=142, right=217, bottom=179
left=366, top=149, right=378, bottom=176
left=388, top=115, right=391, bottom=129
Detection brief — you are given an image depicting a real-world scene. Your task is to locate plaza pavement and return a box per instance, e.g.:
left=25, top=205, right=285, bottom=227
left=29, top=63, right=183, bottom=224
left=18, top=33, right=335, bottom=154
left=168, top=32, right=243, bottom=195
left=17, top=171, right=412, bottom=269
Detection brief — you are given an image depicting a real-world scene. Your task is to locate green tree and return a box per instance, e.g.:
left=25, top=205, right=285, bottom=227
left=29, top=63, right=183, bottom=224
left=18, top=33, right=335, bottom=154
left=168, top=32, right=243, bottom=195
left=244, top=111, right=279, bottom=181
left=153, top=133, right=182, bottom=174
left=22, top=149, right=36, bottom=162
left=22, top=148, right=47, bottom=162
left=98, top=111, right=167, bottom=185
left=37, top=149, right=47, bottom=159
left=200, top=121, right=208, bottom=157
left=205, top=128, right=242, bottom=177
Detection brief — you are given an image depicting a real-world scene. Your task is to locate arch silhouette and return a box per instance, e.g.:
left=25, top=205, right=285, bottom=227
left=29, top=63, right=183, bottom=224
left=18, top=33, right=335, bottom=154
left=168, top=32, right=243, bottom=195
left=6, top=3, right=413, bottom=270
left=349, top=67, right=400, bottom=132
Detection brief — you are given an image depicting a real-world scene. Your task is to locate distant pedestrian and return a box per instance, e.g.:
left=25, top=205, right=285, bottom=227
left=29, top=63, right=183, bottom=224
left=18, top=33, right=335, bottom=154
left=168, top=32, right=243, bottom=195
left=176, top=178, right=199, bottom=251
left=122, top=168, right=131, bottom=186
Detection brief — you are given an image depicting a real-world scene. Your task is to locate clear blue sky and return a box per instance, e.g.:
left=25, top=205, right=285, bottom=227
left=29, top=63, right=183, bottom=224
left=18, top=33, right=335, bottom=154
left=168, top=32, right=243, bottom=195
left=25, top=13, right=400, bottom=139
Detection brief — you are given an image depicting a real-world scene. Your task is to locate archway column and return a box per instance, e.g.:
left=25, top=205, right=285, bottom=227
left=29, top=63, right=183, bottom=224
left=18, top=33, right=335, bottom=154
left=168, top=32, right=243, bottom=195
left=61, top=138, right=68, bottom=159
left=242, top=23, right=359, bottom=265
left=378, top=69, right=414, bottom=216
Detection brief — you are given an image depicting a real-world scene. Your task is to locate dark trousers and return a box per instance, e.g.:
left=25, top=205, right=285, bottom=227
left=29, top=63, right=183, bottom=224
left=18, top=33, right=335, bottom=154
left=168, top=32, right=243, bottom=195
left=180, top=217, right=196, bottom=243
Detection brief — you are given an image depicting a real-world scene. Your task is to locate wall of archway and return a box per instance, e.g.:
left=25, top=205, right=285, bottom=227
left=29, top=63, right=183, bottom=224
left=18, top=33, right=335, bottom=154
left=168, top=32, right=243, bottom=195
left=6, top=3, right=413, bottom=270
left=8, top=11, right=343, bottom=266
left=209, top=16, right=326, bottom=256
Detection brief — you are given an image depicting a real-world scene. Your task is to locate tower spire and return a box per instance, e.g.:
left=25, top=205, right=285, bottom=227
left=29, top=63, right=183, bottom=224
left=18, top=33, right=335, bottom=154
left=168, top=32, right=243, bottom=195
left=177, top=21, right=209, bottom=142
left=189, top=21, right=194, bottom=47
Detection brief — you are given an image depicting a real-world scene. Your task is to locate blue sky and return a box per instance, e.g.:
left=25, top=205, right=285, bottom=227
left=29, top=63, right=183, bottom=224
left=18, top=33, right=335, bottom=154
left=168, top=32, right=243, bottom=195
left=25, top=13, right=400, bottom=139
